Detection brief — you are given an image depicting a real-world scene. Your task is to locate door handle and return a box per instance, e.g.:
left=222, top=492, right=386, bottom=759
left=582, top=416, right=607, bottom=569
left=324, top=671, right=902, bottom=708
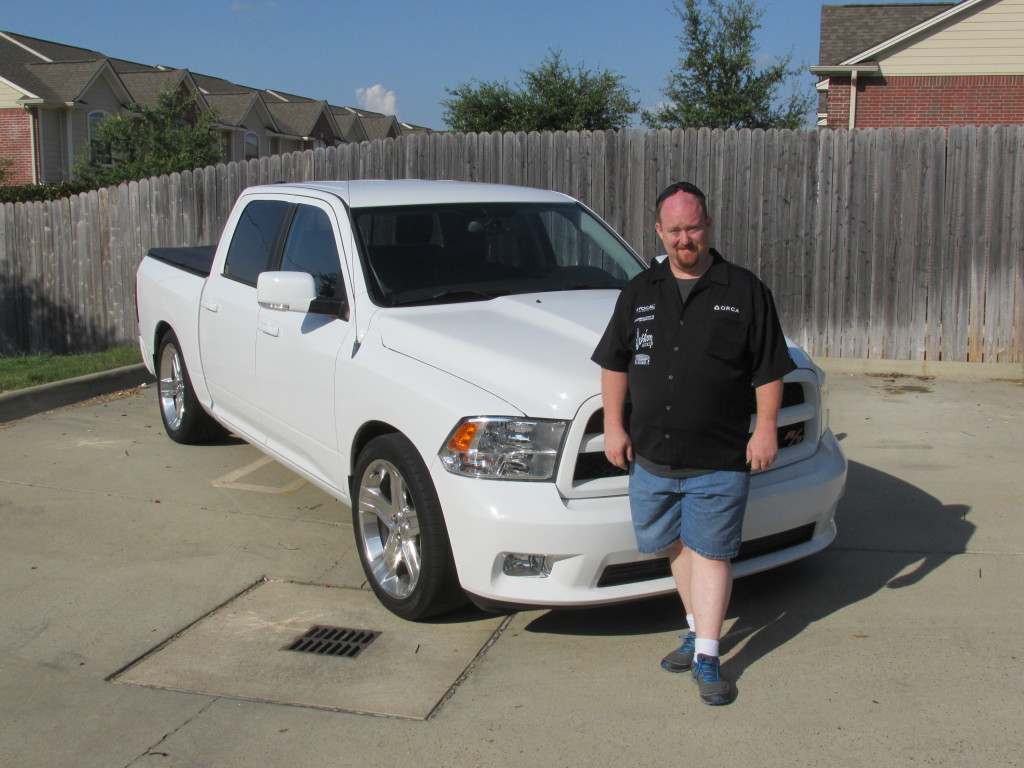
left=201, top=299, right=219, bottom=313
left=257, top=322, right=280, bottom=337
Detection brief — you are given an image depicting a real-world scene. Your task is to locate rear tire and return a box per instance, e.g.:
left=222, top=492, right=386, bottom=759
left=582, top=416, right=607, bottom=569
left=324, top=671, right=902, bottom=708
left=156, top=330, right=224, bottom=444
left=353, top=434, right=465, bottom=620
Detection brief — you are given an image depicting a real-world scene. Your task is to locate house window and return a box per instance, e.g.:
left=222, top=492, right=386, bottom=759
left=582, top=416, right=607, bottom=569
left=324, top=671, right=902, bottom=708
left=244, top=131, right=260, bottom=160
left=88, top=110, right=113, bottom=165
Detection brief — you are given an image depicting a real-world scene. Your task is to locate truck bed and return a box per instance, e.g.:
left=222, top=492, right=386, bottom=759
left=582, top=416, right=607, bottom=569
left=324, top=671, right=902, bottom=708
left=146, top=245, right=217, bottom=278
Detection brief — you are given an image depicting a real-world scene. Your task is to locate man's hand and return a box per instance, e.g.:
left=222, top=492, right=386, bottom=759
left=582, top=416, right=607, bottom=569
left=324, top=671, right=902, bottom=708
left=746, top=427, right=778, bottom=471
left=605, top=424, right=634, bottom=470
left=600, top=368, right=633, bottom=470
left=747, top=378, right=783, bottom=471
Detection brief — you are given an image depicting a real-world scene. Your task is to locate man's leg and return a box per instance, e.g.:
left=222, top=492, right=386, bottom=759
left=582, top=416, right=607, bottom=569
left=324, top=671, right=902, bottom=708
left=689, top=551, right=732, bottom=645
left=668, top=540, right=692, bottom=611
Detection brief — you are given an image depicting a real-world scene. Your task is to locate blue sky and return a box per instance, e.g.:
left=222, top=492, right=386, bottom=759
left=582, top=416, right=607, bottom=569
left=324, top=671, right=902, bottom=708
left=5, top=0, right=930, bottom=129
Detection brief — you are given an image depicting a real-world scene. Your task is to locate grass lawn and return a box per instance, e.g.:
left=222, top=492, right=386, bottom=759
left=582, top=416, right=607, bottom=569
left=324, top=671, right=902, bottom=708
left=0, top=346, right=142, bottom=393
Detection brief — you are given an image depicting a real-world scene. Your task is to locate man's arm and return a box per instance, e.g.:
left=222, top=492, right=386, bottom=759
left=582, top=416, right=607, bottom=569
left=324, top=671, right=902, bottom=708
left=747, top=378, right=783, bottom=471
left=601, top=368, right=633, bottom=470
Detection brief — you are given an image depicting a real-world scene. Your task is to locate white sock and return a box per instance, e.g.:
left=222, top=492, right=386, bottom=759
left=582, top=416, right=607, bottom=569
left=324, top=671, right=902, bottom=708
left=686, top=614, right=696, bottom=634
left=694, top=638, right=720, bottom=658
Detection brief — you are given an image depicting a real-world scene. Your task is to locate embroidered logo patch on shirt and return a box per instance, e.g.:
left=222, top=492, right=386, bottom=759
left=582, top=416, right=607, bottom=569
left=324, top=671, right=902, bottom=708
left=634, top=354, right=651, bottom=365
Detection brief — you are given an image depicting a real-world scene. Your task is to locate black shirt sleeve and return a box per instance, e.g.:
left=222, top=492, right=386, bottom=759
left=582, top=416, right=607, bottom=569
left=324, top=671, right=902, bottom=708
left=591, top=284, right=634, bottom=373
left=749, top=283, right=796, bottom=388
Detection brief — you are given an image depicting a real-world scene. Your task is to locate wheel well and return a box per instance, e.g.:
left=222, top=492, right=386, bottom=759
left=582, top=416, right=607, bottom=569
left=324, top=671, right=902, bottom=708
left=349, top=421, right=399, bottom=485
left=153, top=321, right=173, bottom=366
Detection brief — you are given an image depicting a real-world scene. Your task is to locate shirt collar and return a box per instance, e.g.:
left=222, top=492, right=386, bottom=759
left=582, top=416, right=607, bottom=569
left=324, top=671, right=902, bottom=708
left=650, top=249, right=729, bottom=284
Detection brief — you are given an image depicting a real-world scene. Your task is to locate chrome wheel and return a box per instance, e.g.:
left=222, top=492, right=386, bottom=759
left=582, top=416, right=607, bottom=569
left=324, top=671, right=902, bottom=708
left=357, top=458, right=421, bottom=599
left=158, top=342, right=186, bottom=432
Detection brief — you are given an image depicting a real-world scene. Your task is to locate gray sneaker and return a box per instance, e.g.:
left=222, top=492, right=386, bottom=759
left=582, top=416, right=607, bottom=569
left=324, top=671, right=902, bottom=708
left=661, top=632, right=695, bottom=672
left=691, top=654, right=733, bottom=705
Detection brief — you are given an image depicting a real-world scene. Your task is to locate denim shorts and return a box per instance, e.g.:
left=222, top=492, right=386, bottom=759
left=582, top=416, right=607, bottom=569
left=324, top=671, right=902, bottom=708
left=628, top=462, right=750, bottom=559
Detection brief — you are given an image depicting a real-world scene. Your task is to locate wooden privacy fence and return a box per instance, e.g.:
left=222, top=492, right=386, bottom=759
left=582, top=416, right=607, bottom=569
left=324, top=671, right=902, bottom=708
left=1, top=125, right=1021, bottom=362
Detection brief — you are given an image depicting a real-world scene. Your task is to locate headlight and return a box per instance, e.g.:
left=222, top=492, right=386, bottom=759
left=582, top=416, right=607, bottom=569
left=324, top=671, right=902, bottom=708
left=819, top=375, right=830, bottom=437
left=440, top=417, right=568, bottom=480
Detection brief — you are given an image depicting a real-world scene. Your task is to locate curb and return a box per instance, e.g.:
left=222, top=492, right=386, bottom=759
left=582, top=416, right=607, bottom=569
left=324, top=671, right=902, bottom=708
left=0, top=364, right=155, bottom=424
left=816, top=357, right=1023, bottom=382
left=0, top=357, right=1019, bottom=426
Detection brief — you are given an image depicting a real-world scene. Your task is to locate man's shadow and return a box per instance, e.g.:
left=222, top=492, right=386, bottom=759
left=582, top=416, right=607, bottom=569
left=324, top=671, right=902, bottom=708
left=523, top=459, right=974, bottom=682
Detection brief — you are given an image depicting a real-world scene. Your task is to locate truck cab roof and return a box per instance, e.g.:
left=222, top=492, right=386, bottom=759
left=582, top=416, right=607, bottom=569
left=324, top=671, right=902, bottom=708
left=244, top=179, right=575, bottom=209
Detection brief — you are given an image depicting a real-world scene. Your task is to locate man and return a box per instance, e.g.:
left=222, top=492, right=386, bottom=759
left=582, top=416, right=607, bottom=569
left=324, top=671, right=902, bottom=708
left=591, top=181, right=795, bottom=706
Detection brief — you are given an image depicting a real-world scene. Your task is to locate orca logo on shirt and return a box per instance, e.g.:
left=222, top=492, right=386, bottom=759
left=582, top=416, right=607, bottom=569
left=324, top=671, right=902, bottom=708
left=714, top=304, right=740, bottom=314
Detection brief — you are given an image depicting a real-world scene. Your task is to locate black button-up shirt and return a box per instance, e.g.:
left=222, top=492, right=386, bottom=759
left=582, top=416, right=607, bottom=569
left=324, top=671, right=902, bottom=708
left=592, top=250, right=796, bottom=472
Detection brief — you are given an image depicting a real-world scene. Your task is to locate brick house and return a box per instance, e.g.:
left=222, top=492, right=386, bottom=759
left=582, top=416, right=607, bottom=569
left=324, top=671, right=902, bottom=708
left=0, top=30, right=429, bottom=185
left=811, top=0, right=1024, bottom=128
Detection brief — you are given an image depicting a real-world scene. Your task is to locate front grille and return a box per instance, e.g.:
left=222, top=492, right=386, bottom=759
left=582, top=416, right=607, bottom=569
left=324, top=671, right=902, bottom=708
left=596, top=524, right=816, bottom=587
left=571, top=381, right=812, bottom=484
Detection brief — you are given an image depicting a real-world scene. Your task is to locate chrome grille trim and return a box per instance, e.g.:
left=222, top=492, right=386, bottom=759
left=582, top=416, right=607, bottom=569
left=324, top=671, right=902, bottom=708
left=557, top=368, right=822, bottom=500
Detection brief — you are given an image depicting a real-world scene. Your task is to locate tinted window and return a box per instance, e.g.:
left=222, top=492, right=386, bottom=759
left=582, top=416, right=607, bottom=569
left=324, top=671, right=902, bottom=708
left=352, top=203, right=644, bottom=305
left=280, top=205, right=343, bottom=299
left=224, top=200, right=290, bottom=285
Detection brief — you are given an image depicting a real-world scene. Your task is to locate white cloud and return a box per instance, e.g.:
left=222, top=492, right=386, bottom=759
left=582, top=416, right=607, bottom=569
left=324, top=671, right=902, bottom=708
left=355, top=84, right=398, bottom=115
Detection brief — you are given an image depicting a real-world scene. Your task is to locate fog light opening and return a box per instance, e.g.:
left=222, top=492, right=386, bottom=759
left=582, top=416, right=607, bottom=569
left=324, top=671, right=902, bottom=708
left=502, top=553, right=553, bottom=578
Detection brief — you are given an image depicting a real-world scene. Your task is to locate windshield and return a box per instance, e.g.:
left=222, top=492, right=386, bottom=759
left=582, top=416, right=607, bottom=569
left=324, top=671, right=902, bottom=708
left=352, top=202, right=645, bottom=306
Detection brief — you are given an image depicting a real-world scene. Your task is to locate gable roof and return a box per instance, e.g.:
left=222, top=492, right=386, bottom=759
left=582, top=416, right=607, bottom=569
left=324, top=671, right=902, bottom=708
left=265, top=99, right=336, bottom=137
left=204, top=91, right=277, bottom=130
left=0, top=29, right=424, bottom=140
left=23, top=59, right=132, bottom=105
left=818, top=3, right=954, bottom=65
left=117, top=69, right=208, bottom=110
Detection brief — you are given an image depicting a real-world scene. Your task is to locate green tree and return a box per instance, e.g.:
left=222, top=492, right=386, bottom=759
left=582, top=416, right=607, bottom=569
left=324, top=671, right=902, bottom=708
left=442, top=50, right=639, bottom=132
left=73, top=88, right=222, bottom=187
left=0, top=156, right=11, bottom=184
left=643, top=0, right=814, bottom=130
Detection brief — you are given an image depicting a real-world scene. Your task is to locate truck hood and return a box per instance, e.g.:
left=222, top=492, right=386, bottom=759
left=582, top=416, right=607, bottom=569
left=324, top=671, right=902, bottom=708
left=378, top=291, right=617, bottom=419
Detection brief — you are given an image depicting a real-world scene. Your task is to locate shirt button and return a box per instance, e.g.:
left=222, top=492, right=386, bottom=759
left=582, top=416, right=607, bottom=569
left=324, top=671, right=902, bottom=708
left=668, top=375, right=674, bottom=380
left=664, top=433, right=671, bottom=439
left=673, top=346, right=679, bottom=351
left=666, top=405, right=671, bottom=410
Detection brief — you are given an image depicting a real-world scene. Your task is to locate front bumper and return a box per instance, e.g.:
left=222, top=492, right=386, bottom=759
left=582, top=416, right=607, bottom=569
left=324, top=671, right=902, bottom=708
left=432, top=429, right=847, bottom=609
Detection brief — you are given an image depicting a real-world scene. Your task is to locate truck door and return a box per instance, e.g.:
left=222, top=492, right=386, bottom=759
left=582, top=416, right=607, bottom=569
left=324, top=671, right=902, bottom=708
left=199, top=197, right=292, bottom=439
left=255, top=199, right=354, bottom=491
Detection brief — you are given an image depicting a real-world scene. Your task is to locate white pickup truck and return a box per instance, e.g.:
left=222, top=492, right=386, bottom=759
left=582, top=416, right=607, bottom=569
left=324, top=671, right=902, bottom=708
left=136, top=180, right=847, bottom=620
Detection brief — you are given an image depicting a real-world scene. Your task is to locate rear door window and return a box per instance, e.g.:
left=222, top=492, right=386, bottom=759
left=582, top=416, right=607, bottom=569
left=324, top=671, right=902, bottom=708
left=223, top=199, right=291, bottom=285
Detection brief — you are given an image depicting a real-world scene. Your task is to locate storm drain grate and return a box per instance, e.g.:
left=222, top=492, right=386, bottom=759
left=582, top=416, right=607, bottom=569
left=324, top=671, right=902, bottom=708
left=283, top=625, right=382, bottom=658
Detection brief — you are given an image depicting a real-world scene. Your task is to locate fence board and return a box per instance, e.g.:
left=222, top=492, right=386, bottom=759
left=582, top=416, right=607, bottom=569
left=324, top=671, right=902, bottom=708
left=1, top=127, right=1021, bottom=362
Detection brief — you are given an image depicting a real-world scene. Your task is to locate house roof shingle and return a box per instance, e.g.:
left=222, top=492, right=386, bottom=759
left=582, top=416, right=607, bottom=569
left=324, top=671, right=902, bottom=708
left=265, top=100, right=331, bottom=137
left=818, top=2, right=954, bottom=65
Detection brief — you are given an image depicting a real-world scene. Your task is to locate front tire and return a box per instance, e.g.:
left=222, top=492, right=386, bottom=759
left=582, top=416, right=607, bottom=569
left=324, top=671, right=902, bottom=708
left=156, top=331, right=224, bottom=444
left=353, top=434, right=464, bottom=620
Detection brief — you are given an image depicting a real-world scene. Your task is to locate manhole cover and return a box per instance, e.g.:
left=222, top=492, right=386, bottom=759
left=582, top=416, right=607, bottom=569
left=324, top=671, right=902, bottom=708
left=284, top=625, right=381, bottom=658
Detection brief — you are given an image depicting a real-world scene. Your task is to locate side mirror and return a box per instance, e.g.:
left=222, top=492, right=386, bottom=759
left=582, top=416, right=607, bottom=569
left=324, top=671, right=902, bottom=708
left=257, top=271, right=316, bottom=312
left=256, top=271, right=349, bottom=320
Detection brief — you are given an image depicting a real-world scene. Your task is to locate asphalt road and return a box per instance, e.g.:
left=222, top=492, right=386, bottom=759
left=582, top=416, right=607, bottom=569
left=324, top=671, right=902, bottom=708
left=0, top=367, right=1021, bottom=767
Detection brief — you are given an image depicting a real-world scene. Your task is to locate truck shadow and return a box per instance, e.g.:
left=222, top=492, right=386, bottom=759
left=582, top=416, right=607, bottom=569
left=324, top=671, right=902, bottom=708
left=523, top=459, right=974, bottom=681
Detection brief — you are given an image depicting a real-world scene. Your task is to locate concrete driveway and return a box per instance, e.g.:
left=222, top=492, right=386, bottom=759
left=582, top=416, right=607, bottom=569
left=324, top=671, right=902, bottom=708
left=0, top=369, right=1021, bottom=767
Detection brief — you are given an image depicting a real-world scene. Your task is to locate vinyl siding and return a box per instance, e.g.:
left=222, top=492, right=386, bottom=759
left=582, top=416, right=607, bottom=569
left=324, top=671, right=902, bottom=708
left=880, top=0, right=1024, bottom=74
